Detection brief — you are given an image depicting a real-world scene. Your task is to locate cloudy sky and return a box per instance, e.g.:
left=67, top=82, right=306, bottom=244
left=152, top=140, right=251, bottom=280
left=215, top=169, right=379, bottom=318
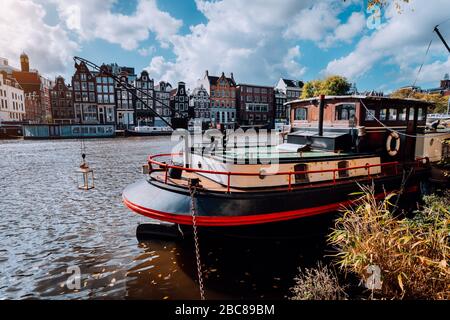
left=1, top=0, right=449, bottom=92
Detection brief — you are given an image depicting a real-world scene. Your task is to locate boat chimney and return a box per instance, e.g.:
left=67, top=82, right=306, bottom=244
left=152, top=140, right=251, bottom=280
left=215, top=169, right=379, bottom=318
left=318, top=94, right=325, bottom=136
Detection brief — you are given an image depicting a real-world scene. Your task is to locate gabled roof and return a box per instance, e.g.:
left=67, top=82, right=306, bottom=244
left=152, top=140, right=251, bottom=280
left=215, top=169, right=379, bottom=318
left=282, top=78, right=304, bottom=88
left=206, top=73, right=236, bottom=86
left=12, top=70, right=41, bottom=85
left=191, top=85, right=209, bottom=96
left=51, top=76, right=69, bottom=91
left=0, top=71, right=23, bottom=89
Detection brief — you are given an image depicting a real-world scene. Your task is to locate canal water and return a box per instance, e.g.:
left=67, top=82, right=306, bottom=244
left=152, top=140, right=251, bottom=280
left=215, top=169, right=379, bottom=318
left=0, top=137, right=331, bottom=300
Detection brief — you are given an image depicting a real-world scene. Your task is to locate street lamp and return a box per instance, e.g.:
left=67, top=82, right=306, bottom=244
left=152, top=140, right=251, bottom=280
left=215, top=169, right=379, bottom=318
left=77, top=154, right=95, bottom=190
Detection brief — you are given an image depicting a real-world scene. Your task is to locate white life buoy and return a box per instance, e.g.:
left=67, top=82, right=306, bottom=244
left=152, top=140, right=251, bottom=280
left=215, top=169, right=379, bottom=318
left=386, top=132, right=400, bottom=156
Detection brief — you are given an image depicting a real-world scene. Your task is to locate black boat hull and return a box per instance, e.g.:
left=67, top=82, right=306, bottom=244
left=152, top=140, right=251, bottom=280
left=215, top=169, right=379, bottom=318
left=123, top=168, right=429, bottom=227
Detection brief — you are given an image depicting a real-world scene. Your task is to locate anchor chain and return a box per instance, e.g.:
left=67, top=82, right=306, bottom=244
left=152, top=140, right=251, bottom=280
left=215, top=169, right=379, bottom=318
left=189, top=183, right=206, bottom=300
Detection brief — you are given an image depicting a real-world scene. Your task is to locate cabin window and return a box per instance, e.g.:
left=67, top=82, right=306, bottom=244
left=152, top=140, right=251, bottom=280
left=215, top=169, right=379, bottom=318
left=365, top=109, right=376, bottom=121
left=399, top=108, right=407, bottom=121
left=294, top=108, right=307, bottom=121
left=335, top=104, right=355, bottom=120
left=294, top=163, right=309, bottom=183
left=388, top=108, right=397, bottom=121
left=418, top=108, right=425, bottom=121
left=408, top=108, right=415, bottom=121
left=380, top=108, right=387, bottom=121
left=338, top=161, right=349, bottom=178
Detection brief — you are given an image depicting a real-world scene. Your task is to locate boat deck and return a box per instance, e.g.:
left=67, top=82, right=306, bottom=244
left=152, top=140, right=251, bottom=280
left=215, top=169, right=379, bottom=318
left=202, top=146, right=358, bottom=163
left=152, top=171, right=244, bottom=192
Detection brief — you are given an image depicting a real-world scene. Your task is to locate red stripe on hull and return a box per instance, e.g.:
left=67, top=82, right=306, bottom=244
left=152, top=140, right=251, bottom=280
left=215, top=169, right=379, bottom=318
left=123, top=186, right=419, bottom=227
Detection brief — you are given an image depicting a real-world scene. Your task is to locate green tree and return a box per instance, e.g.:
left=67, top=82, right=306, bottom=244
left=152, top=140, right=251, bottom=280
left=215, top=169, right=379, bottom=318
left=301, top=75, right=351, bottom=99
left=390, top=88, right=449, bottom=113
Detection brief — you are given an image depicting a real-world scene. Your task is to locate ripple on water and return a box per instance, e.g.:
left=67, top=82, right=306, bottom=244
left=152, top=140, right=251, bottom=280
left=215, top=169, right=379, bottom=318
left=0, top=137, right=328, bottom=300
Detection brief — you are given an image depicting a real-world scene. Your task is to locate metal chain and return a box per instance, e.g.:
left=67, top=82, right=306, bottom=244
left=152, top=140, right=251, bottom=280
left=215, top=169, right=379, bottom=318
left=189, top=184, right=206, bottom=300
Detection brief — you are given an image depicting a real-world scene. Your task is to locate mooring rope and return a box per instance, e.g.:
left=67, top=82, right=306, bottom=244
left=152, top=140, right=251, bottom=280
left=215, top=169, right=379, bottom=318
left=189, top=183, right=206, bottom=300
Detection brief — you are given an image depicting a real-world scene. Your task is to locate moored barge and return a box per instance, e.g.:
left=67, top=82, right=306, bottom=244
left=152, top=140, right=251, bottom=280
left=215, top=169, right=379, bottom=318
left=123, top=95, right=437, bottom=227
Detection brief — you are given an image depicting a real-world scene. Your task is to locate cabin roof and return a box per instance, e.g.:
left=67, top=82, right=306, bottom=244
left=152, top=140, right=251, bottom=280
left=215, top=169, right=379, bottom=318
left=284, top=95, right=434, bottom=107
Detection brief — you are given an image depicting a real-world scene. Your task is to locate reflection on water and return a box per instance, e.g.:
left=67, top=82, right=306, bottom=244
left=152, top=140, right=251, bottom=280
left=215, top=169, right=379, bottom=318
left=0, top=137, right=330, bottom=300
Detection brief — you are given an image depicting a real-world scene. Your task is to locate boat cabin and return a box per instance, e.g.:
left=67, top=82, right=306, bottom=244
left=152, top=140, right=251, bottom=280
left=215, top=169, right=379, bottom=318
left=286, top=95, right=431, bottom=162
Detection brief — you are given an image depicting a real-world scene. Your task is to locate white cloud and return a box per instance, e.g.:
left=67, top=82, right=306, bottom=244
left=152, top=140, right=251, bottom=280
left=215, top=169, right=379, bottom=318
left=403, top=57, right=450, bottom=86
left=283, top=1, right=364, bottom=49
left=50, top=0, right=182, bottom=50
left=0, top=0, right=79, bottom=77
left=146, top=0, right=368, bottom=87
left=138, top=46, right=156, bottom=57
left=283, top=2, right=340, bottom=42
left=282, top=46, right=307, bottom=78
left=146, top=0, right=346, bottom=87
left=323, top=12, right=366, bottom=48
left=325, top=0, right=450, bottom=85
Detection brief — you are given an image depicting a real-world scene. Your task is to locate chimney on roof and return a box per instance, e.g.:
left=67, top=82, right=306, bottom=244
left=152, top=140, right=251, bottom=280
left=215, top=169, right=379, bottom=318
left=318, top=95, right=325, bottom=137
left=205, top=70, right=209, bottom=77
left=231, top=72, right=234, bottom=80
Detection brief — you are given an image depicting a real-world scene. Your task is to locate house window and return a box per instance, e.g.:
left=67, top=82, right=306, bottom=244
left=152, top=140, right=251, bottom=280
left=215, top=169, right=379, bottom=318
left=294, top=108, right=307, bottom=120
left=335, top=104, right=355, bottom=120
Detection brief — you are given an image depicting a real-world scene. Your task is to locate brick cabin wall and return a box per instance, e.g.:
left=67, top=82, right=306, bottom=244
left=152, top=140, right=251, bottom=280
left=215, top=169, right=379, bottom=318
left=290, top=97, right=362, bottom=129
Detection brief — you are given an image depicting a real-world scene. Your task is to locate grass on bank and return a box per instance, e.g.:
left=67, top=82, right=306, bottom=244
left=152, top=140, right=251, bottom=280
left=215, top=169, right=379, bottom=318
left=291, top=263, right=347, bottom=300
left=291, top=186, right=450, bottom=300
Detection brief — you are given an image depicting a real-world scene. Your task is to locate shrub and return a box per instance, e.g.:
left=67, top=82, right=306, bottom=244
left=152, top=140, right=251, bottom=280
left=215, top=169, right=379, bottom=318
left=290, top=263, right=347, bottom=300
left=328, top=185, right=450, bottom=299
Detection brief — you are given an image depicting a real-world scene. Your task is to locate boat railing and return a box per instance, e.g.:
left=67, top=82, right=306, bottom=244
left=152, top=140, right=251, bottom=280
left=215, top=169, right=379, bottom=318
left=148, top=154, right=430, bottom=193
